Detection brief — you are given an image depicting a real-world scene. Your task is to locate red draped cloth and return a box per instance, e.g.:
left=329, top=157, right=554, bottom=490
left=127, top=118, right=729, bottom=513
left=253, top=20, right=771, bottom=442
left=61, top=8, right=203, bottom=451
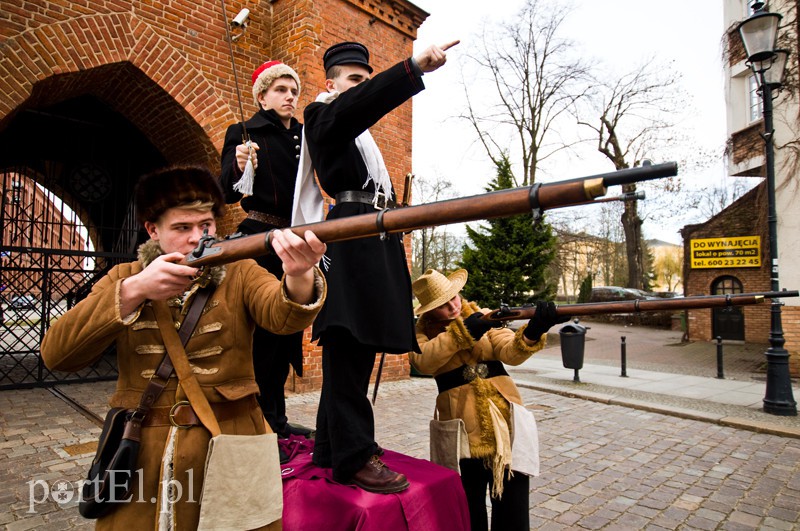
left=279, top=437, right=470, bottom=531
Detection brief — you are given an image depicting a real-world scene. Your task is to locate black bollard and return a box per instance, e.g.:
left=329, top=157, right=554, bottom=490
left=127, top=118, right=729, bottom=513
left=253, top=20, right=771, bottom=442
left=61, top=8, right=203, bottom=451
left=620, top=336, right=628, bottom=377
left=716, top=336, right=724, bottom=379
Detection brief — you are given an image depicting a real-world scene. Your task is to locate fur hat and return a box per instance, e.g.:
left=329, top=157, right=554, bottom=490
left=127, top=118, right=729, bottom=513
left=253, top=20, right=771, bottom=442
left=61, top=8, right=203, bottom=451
left=251, top=60, right=301, bottom=106
left=323, top=41, right=373, bottom=74
left=412, top=269, right=468, bottom=315
left=135, top=165, right=225, bottom=224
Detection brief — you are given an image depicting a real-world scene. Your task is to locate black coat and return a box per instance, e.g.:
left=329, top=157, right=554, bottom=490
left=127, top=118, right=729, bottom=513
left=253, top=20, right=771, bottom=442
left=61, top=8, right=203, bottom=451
left=304, top=60, right=424, bottom=353
left=219, top=108, right=304, bottom=372
left=219, top=109, right=302, bottom=233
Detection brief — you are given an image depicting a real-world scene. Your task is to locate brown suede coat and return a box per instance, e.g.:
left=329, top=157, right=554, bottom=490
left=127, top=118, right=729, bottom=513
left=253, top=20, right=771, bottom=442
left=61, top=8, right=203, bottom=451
left=41, top=241, right=326, bottom=530
left=409, top=300, right=546, bottom=459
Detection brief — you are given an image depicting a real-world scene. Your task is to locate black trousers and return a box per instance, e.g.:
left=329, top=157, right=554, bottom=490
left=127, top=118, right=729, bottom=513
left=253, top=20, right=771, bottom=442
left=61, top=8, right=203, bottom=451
left=245, top=223, right=303, bottom=436
left=252, top=326, right=302, bottom=435
left=312, top=330, right=379, bottom=481
left=460, top=458, right=530, bottom=531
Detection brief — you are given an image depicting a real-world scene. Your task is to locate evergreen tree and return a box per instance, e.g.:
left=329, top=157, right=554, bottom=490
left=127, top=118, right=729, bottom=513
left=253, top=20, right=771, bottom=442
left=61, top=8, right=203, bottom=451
left=577, top=273, right=593, bottom=303
left=459, top=155, right=557, bottom=308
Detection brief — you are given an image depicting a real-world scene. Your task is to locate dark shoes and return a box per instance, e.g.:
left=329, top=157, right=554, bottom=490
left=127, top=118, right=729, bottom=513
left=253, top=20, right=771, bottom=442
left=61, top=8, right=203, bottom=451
left=348, top=455, right=409, bottom=494
left=284, top=422, right=314, bottom=438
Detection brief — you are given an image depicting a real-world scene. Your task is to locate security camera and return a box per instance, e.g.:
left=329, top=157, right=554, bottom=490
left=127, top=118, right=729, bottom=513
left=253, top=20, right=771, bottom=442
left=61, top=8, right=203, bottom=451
left=231, top=8, right=250, bottom=28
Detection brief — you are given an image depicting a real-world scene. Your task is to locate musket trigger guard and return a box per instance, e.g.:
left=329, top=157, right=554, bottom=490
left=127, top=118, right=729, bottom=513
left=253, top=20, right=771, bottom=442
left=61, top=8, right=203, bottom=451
left=376, top=209, right=389, bottom=241
left=528, top=183, right=542, bottom=226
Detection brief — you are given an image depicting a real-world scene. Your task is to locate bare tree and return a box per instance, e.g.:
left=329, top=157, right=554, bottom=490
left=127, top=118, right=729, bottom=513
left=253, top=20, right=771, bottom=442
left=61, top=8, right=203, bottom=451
left=459, top=0, right=591, bottom=187
left=577, top=59, right=685, bottom=290
left=684, top=175, right=753, bottom=221
left=411, top=174, right=463, bottom=278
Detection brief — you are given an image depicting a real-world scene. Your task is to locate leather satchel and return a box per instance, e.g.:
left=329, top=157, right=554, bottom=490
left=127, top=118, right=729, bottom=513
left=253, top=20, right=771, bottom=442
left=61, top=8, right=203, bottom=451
left=78, top=408, right=141, bottom=518
left=78, top=288, right=212, bottom=519
left=429, top=407, right=471, bottom=474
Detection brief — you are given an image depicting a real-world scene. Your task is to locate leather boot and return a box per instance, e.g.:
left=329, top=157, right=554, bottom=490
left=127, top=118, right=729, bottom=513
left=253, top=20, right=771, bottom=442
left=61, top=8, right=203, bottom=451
left=348, top=455, right=409, bottom=494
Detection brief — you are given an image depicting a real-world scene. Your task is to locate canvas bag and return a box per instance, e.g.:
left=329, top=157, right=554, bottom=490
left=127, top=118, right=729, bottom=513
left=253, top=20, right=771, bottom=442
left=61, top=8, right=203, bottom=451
left=429, top=405, right=471, bottom=474
left=153, top=302, right=282, bottom=530
left=509, top=401, right=540, bottom=477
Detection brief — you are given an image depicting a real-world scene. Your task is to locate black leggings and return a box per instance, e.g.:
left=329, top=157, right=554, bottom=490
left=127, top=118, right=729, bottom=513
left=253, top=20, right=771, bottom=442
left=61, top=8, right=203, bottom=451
left=460, top=458, right=530, bottom=531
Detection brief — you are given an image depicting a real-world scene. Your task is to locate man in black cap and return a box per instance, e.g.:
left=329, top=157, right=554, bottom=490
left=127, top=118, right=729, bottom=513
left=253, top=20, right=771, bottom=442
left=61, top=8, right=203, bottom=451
left=297, top=38, right=458, bottom=494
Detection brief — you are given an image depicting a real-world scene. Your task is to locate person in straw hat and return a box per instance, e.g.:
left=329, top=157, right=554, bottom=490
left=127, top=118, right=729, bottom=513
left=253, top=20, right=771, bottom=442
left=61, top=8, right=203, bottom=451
left=410, top=268, right=568, bottom=531
left=219, top=60, right=314, bottom=449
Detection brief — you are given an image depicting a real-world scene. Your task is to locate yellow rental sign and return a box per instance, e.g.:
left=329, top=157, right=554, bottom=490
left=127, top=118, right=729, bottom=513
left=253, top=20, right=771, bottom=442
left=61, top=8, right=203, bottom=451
left=690, top=236, right=761, bottom=269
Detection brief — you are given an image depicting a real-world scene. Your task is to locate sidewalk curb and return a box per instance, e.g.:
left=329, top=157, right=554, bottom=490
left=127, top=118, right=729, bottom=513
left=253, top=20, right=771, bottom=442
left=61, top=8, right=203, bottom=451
left=515, top=379, right=800, bottom=439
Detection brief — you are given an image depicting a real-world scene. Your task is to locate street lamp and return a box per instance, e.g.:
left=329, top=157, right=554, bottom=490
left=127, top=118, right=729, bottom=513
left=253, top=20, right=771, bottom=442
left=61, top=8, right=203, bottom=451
left=738, top=1, right=797, bottom=416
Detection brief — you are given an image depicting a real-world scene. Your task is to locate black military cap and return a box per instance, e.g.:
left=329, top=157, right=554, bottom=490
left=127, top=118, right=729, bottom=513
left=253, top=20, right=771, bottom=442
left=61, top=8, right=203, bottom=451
left=323, top=41, right=373, bottom=74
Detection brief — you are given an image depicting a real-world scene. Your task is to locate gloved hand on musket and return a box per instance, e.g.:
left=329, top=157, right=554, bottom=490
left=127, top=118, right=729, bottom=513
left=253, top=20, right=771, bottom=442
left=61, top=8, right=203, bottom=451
left=463, top=312, right=503, bottom=341
left=522, top=301, right=570, bottom=342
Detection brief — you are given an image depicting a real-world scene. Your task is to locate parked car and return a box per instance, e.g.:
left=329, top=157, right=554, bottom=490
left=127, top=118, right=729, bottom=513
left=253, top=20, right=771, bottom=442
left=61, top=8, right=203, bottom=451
left=589, top=286, right=657, bottom=303
left=9, top=295, right=38, bottom=310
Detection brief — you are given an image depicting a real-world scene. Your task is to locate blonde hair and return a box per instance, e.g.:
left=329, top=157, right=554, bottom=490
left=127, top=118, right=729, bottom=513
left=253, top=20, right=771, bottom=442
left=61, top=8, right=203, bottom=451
left=174, top=200, right=215, bottom=213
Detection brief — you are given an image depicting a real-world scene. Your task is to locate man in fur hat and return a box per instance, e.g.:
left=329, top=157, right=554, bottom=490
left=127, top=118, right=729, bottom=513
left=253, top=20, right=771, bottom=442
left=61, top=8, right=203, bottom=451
left=41, top=165, right=327, bottom=529
left=219, top=60, right=313, bottom=446
left=295, top=39, right=458, bottom=494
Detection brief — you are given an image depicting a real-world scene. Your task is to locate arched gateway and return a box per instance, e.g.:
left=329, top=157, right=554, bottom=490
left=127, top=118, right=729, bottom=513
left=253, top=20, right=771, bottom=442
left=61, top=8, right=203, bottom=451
left=0, top=15, right=233, bottom=389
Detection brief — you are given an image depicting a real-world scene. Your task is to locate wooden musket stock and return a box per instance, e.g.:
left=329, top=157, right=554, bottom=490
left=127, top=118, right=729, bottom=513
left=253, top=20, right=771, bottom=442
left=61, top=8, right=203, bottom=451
left=482, top=291, right=800, bottom=322
left=182, top=162, right=678, bottom=267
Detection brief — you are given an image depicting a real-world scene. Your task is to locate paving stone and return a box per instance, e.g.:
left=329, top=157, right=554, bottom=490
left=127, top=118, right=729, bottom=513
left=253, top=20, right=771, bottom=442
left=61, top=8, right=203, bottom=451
left=2, top=360, right=800, bottom=530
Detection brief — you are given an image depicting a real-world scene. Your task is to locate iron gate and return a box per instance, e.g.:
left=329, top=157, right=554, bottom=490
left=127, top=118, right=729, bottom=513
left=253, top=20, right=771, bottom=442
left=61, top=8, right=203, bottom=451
left=1, top=167, right=140, bottom=389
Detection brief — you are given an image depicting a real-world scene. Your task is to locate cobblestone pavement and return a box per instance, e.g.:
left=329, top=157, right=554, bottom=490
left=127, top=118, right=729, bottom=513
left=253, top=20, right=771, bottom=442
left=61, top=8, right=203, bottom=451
left=2, top=377, right=799, bottom=530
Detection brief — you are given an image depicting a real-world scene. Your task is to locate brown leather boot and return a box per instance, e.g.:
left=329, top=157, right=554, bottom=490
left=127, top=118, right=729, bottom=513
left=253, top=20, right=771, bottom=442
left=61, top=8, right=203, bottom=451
left=348, top=455, right=409, bottom=494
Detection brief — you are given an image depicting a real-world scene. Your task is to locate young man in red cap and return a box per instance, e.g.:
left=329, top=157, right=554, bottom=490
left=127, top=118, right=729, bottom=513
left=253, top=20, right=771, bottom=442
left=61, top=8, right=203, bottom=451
left=297, top=39, right=458, bottom=494
left=219, top=60, right=312, bottom=448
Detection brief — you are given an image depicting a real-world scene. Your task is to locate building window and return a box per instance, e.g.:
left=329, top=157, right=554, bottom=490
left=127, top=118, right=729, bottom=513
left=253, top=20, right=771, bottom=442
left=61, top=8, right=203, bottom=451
left=748, top=74, right=763, bottom=123
left=711, top=275, right=743, bottom=295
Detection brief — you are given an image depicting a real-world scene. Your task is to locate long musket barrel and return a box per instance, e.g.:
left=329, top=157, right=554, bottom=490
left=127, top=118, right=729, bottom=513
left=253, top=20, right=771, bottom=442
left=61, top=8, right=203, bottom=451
left=183, top=162, right=678, bottom=267
left=482, top=291, right=800, bottom=322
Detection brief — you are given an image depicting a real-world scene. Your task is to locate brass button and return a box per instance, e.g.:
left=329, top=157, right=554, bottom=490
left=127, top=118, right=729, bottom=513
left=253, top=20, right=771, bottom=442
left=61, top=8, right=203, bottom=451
left=174, top=321, right=181, bottom=330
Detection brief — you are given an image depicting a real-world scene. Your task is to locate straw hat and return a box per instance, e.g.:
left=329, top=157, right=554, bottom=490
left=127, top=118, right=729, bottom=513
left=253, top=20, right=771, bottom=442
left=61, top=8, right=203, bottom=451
left=412, top=269, right=468, bottom=316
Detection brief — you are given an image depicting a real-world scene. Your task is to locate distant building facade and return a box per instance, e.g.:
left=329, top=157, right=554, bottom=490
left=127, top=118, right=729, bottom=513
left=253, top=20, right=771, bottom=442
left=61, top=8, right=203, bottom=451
left=681, top=0, right=799, bottom=375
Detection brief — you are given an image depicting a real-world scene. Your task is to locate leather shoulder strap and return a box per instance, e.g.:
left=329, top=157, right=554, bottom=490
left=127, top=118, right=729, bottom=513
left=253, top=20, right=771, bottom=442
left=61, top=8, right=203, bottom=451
left=153, top=298, right=222, bottom=437
left=135, top=288, right=214, bottom=414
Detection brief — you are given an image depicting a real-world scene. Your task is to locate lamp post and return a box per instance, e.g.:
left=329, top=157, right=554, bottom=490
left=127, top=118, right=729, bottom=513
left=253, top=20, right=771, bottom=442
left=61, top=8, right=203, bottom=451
left=738, top=2, right=797, bottom=416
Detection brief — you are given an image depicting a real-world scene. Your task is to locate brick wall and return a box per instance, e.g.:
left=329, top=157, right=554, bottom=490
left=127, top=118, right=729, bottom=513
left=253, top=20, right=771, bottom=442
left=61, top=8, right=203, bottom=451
left=681, top=182, right=799, bottom=376
left=731, top=123, right=765, bottom=168
left=0, top=0, right=426, bottom=391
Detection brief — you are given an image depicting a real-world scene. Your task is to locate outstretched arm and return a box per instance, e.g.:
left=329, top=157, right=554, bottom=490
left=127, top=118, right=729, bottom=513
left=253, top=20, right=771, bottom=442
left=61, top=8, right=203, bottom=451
left=414, top=40, right=460, bottom=73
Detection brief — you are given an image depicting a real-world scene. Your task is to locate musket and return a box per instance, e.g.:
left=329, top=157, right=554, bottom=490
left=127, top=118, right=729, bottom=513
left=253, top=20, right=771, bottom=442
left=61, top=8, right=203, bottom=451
left=181, top=162, right=678, bottom=267
left=481, top=291, right=800, bottom=323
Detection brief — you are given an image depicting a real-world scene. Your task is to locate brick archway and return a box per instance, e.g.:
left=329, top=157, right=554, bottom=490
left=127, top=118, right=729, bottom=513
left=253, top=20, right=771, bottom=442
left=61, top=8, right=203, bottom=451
left=0, top=12, right=235, bottom=165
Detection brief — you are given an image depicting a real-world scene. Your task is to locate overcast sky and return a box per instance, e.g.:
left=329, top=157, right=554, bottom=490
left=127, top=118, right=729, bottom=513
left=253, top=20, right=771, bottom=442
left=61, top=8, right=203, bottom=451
left=409, top=0, right=729, bottom=245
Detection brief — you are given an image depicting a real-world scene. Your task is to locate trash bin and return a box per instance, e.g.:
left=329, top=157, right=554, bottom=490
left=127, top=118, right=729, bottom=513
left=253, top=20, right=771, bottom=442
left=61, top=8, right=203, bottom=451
left=559, top=319, right=587, bottom=370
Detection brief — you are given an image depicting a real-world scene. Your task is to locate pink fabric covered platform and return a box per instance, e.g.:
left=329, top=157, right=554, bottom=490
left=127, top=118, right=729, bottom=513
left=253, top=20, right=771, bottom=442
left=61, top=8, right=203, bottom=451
left=279, top=437, right=470, bottom=531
